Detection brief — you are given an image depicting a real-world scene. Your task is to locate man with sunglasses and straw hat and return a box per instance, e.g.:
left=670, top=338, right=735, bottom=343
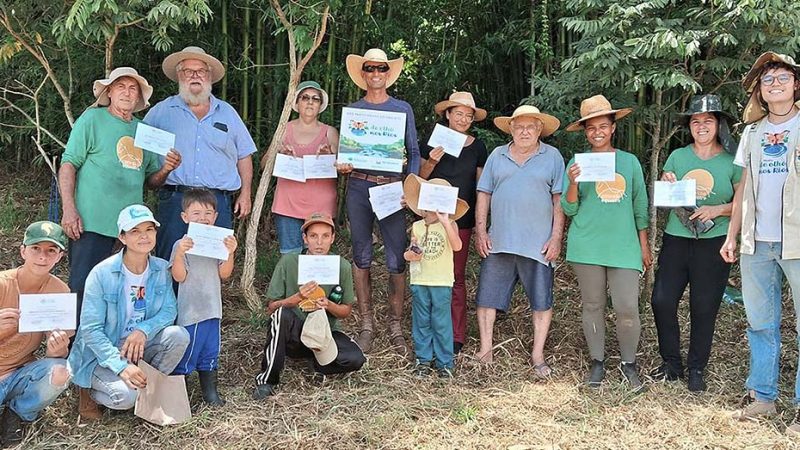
left=339, top=48, right=421, bottom=355
left=474, top=104, right=565, bottom=376
left=58, top=67, right=181, bottom=340
left=723, top=52, right=800, bottom=434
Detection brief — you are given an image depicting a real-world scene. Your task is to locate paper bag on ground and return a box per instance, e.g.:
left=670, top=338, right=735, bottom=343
left=134, top=360, right=191, bottom=425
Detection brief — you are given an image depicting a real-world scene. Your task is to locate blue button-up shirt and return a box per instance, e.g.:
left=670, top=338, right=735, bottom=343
left=144, top=94, right=257, bottom=191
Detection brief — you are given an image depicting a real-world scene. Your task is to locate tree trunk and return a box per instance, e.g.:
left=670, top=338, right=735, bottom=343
left=255, top=16, right=264, bottom=147
left=104, top=30, right=117, bottom=75
left=221, top=0, right=229, bottom=100
left=645, top=89, right=663, bottom=297
left=240, top=5, right=250, bottom=121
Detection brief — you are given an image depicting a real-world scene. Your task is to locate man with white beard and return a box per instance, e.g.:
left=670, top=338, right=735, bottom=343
left=145, top=46, right=257, bottom=259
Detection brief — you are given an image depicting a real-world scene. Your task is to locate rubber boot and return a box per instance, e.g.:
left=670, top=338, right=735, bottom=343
left=387, top=273, right=410, bottom=357
left=353, top=266, right=374, bottom=352
left=198, top=370, right=226, bottom=406
left=78, top=387, right=102, bottom=421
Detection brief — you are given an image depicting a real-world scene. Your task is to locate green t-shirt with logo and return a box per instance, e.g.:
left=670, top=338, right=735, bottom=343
left=265, top=253, right=355, bottom=331
left=62, top=108, right=160, bottom=238
left=562, top=149, right=649, bottom=272
left=663, top=145, right=742, bottom=239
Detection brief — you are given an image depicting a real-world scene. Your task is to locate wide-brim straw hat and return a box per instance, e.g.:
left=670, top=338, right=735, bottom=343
left=566, top=95, right=632, bottom=132
left=346, top=48, right=404, bottom=91
left=493, top=105, right=560, bottom=137
left=162, top=46, right=225, bottom=83
left=741, top=52, right=800, bottom=124
left=434, top=91, right=487, bottom=121
left=91, top=67, right=153, bottom=113
left=403, top=174, right=469, bottom=221
left=292, top=80, right=330, bottom=113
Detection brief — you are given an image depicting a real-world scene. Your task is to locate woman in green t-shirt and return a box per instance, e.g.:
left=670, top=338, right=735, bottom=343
left=562, top=95, right=651, bottom=390
left=650, top=94, right=741, bottom=393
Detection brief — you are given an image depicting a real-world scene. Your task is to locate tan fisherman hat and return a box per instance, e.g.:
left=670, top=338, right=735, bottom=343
left=162, top=46, right=225, bottom=83
left=741, top=52, right=800, bottom=124
left=403, top=174, right=469, bottom=221
left=91, top=67, right=153, bottom=113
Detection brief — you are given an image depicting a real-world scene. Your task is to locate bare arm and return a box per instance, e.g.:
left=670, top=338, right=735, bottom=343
left=474, top=191, right=492, bottom=258
left=438, top=214, right=462, bottom=252
left=218, top=236, right=237, bottom=281
left=146, top=150, right=182, bottom=189
left=58, top=163, right=83, bottom=240
left=234, top=156, right=253, bottom=218
left=721, top=169, right=746, bottom=263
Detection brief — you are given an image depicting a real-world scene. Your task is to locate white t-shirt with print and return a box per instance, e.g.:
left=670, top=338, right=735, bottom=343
left=120, top=263, right=149, bottom=340
left=735, top=113, right=800, bottom=242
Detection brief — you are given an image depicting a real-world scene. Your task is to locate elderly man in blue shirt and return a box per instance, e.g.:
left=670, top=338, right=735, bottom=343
left=145, top=46, right=257, bottom=259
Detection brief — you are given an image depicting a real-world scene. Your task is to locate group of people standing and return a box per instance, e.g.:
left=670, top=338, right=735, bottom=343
left=0, top=43, right=799, bottom=446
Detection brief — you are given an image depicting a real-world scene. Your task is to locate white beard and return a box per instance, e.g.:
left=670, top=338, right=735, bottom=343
left=179, top=82, right=212, bottom=106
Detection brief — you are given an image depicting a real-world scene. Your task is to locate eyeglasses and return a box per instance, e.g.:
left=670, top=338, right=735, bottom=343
left=180, top=68, right=209, bottom=78
left=362, top=64, right=390, bottom=73
left=761, top=73, right=794, bottom=86
left=299, top=94, right=322, bottom=104
left=512, top=125, right=540, bottom=133
left=451, top=111, right=475, bottom=122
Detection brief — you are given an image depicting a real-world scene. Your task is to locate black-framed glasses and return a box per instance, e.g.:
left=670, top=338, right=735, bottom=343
left=362, top=64, right=390, bottom=73
left=299, top=94, right=322, bottom=103
left=761, top=73, right=794, bottom=86
left=180, top=68, right=209, bottom=78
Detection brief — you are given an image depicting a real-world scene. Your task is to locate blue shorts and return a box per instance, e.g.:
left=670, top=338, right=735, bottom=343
left=476, top=253, right=554, bottom=312
left=346, top=177, right=407, bottom=274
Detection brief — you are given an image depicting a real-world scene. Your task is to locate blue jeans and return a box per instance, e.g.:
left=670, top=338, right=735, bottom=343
left=172, top=319, right=221, bottom=375
left=155, top=189, right=233, bottom=260
left=0, top=359, right=71, bottom=421
left=741, top=241, right=800, bottom=403
left=411, top=285, right=454, bottom=369
left=273, top=214, right=304, bottom=254
left=89, top=326, right=189, bottom=410
left=68, top=231, right=117, bottom=326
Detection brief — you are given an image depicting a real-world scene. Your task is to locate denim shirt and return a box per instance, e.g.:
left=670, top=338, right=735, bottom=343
left=68, top=251, right=177, bottom=387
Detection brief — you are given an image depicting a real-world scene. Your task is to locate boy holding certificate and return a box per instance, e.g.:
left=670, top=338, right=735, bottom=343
left=0, top=221, right=72, bottom=447
left=402, top=175, right=467, bottom=377
left=169, top=188, right=237, bottom=406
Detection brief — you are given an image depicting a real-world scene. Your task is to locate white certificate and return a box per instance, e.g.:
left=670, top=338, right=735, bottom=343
left=303, top=155, right=338, bottom=179
left=654, top=179, right=697, bottom=207
left=368, top=182, right=404, bottom=220
left=575, top=152, right=616, bottom=182
left=18, top=293, right=77, bottom=332
left=297, top=255, right=341, bottom=285
left=134, top=123, right=175, bottom=156
left=427, top=124, right=468, bottom=158
left=417, top=182, right=459, bottom=214
left=186, top=222, right=233, bottom=260
left=273, top=153, right=306, bottom=182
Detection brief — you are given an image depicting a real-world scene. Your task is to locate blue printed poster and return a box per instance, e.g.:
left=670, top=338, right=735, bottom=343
left=337, top=107, right=406, bottom=173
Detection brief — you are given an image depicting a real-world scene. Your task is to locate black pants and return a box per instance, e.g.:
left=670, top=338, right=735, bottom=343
left=68, top=232, right=117, bottom=326
left=255, top=307, right=366, bottom=386
left=651, top=234, right=730, bottom=372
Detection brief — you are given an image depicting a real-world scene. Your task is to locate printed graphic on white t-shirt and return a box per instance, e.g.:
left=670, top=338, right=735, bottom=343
left=735, top=114, right=799, bottom=242
left=120, top=264, right=148, bottom=340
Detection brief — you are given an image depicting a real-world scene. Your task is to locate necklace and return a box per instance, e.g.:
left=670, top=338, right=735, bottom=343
left=768, top=104, right=797, bottom=117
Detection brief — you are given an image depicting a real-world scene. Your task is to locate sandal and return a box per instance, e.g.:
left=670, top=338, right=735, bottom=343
left=532, top=362, right=553, bottom=379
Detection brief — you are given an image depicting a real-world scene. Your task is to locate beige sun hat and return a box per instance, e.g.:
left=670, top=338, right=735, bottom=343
left=345, top=48, right=404, bottom=91
left=403, top=174, right=469, bottom=221
left=565, top=95, right=632, bottom=132
left=162, top=46, right=225, bottom=83
left=493, top=105, right=560, bottom=137
left=91, top=67, right=153, bottom=113
left=434, top=91, right=487, bottom=121
left=300, top=310, right=338, bottom=366
left=741, top=51, right=800, bottom=124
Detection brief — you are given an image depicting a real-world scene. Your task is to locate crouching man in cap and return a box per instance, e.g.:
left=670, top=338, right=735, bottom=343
left=253, top=213, right=366, bottom=399
left=0, top=222, right=72, bottom=447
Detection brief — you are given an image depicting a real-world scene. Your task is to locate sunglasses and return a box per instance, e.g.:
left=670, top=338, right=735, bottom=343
left=362, top=64, right=390, bottom=73
left=299, top=94, right=322, bottom=103
left=761, top=73, right=795, bottom=86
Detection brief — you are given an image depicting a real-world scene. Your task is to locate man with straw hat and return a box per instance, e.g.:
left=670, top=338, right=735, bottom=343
left=473, top=104, right=565, bottom=375
left=722, top=52, right=800, bottom=434
left=339, top=48, right=420, bottom=355
left=58, top=67, right=181, bottom=336
left=144, top=46, right=257, bottom=260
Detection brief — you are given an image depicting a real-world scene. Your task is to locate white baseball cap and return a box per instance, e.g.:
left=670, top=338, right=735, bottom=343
left=300, top=310, right=338, bottom=366
left=117, top=204, right=160, bottom=234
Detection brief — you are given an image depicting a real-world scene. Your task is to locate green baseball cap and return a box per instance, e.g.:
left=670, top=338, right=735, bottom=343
left=23, top=221, right=68, bottom=250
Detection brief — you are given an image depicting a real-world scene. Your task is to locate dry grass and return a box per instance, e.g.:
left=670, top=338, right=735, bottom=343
left=2, top=169, right=800, bottom=449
